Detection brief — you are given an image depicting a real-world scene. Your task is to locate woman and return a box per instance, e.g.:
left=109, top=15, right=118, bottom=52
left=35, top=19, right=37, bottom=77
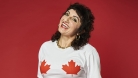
left=37, top=2, right=101, bottom=78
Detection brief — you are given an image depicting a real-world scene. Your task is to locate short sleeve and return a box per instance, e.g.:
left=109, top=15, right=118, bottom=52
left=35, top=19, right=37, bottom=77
left=86, top=48, right=102, bottom=78
left=37, top=44, right=44, bottom=78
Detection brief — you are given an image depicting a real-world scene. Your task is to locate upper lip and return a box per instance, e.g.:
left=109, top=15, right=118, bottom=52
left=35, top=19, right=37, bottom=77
left=62, top=22, right=69, bottom=28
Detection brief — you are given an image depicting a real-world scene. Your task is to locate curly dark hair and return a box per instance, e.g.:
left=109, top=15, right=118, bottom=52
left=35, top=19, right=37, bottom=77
left=51, top=2, right=95, bottom=50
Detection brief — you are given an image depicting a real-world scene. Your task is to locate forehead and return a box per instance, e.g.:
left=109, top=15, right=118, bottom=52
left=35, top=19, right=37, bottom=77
left=67, top=9, right=79, bottom=17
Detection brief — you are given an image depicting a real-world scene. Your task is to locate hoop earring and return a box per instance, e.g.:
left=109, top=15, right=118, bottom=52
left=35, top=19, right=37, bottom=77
left=76, top=35, right=80, bottom=40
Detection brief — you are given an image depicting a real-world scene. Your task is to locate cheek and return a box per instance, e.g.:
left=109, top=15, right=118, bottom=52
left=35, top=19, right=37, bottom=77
left=70, top=24, right=80, bottom=33
left=70, top=22, right=80, bottom=29
left=60, top=15, right=65, bottom=21
left=58, top=19, right=62, bottom=27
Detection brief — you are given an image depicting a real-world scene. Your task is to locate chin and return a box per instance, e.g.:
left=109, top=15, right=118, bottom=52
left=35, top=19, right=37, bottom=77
left=58, top=29, right=63, bottom=34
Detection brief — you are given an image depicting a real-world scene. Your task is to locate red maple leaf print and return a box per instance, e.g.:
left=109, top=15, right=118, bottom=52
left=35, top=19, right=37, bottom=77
left=62, top=60, right=81, bottom=75
left=40, top=60, right=50, bottom=74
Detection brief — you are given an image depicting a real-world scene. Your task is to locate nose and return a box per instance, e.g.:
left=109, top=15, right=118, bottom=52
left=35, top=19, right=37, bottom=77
left=64, top=16, right=70, bottom=23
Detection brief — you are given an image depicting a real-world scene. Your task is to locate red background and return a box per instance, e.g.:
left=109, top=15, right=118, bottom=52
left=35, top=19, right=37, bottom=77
left=0, top=0, right=138, bottom=78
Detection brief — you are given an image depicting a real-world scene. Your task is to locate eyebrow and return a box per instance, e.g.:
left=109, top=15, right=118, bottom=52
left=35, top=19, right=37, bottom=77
left=67, top=11, right=80, bottom=22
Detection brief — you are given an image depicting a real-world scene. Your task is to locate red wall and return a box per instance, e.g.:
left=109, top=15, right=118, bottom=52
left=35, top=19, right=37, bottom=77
left=0, top=0, right=138, bottom=78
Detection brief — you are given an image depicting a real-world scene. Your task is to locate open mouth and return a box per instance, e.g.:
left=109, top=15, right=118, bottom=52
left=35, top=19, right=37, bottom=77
left=61, top=22, right=69, bottom=29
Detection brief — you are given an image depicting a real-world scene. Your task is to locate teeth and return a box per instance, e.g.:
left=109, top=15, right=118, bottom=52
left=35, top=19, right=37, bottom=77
left=62, top=23, right=69, bottom=28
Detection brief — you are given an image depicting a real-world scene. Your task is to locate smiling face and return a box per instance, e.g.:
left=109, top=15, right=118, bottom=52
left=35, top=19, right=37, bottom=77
left=58, top=9, right=81, bottom=37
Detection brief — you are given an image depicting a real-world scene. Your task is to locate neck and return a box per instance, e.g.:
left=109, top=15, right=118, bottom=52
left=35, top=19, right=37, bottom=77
left=57, top=35, right=75, bottom=49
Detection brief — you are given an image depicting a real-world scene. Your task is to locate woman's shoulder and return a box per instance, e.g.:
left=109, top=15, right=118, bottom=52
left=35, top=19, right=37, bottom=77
left=82, top=43, right=98, bottom=55
left=41, top=40, right=55, bottom=47
left=83, top=43, right=96, bottom=50
left=42, top=40, right=53, bottom=44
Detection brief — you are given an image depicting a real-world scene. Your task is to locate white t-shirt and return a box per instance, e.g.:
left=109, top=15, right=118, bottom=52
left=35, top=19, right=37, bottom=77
left=37, top=40, right=101, bottom=78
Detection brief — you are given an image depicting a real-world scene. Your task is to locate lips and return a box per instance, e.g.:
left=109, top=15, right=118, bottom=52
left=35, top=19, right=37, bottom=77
left=61, top=22, right=69, bottom=29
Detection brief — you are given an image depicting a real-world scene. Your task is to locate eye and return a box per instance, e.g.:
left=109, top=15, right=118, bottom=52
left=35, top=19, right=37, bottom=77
left=64, top=12, right=69, bottom=16
left=72, top=18, right=77, bottom=22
